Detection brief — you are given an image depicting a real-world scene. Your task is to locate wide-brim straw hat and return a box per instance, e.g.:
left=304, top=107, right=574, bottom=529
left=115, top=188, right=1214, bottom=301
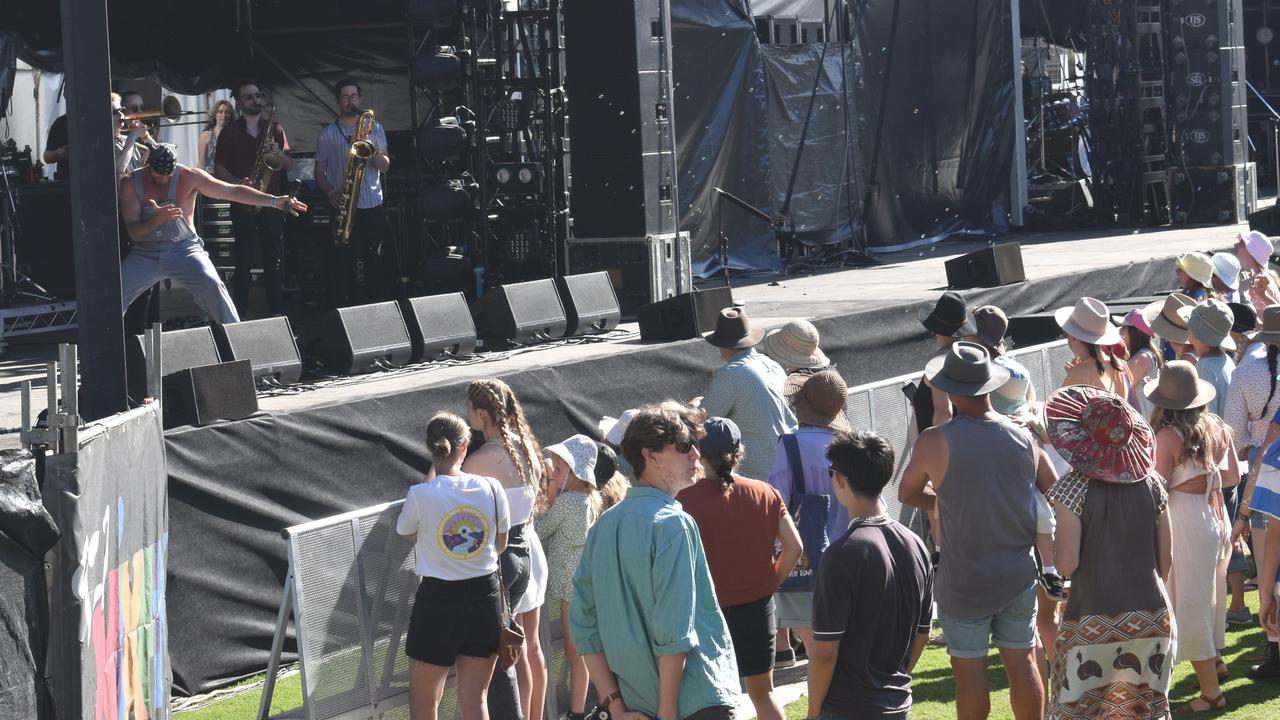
left=1054, top=297, right=1122, bottom=346
left=1187, top=299, right=1237, bottom=352
left=1177, top=252, right=1215, bottom=287
left=1254, top=305, right=1280, bottom=345
left=1045, top=385, right=1155, bottom=484
left=1140, top=293, right=1195, bottom=344
left=703, top=307, right=764, bottom=349
left=1143, top=359, right=1216, bottom=411
left=759, top=320, right=830, bottom=371
left=919, top=291, right=977, bottom=338
left=923, top=341, right=1010, bottom=397
left=784, top=370, right=851, bottom=432
left=545, top=434, right=599, bottom=487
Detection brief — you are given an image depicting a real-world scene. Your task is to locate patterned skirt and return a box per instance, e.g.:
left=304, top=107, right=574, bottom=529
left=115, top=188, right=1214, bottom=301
left=1048, top=608, right=1175, bottom=719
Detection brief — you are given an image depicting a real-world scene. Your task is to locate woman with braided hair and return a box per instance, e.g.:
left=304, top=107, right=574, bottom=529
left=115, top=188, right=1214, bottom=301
left=463, top=378, right=549, bottom=720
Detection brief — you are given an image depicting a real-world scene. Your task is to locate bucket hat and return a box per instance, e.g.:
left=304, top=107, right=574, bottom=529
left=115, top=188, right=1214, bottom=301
left=759, top=320, right=830, bottom=371
left=923, top=341, right=1010, bottom=397
left=545, top=434, right=599, bottom=486
left=703, top=307, right=763, bottom=349
left=919, top=291, right=977, bottom=338
left=1187, top=299, right=1237, bottom=352
left=1140, top=293, right=1196, bottom=344
left=1241, top=230, right=1275, bottom=269
left=1045, top=385, right=1155, bottom=484
left=1143, top=359, right=1216, bottom=410
left=784, top=369, right=851, bottom=432
left=1212, top=252, right=1241, bottom=291
left=1177, top=252, right=1215, bottom=287
left=1054, top=297, right=1122, bottom=346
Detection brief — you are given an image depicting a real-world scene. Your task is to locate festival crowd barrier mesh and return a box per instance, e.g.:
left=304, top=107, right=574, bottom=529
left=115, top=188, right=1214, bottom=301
left=261, top=340, right=1071, bottom=720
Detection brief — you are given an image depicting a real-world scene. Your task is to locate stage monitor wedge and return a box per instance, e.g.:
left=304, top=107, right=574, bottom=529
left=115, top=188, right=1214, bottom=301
left=944, top=242, right=1026, bottom=289
left=319, top=302, right=414, bottom=375
left=400, top=292, right=478, bottom=362
left=162, top=359, right=259, bottom=429
left=213, top=316, right=303, bottom=385
left=474, top=279, right=567, bottom=348
left=125, top=326, right=223, bottom=404
left=556, top=272, right=621, bottom=336
left=638, top=287, right=734, bottom=341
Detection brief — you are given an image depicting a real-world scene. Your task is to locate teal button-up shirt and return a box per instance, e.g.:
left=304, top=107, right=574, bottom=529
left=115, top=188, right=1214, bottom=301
left=701, top=348, right=796, bottom=479
left=569, top=487, right=740, bottom=718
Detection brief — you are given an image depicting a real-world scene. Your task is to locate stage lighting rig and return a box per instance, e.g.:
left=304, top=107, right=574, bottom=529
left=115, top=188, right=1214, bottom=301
left=417, top=115, right=473, bottom=162
left=492, top=162, right=542, bottom=196
left=413, top=46, right=465, bottom=91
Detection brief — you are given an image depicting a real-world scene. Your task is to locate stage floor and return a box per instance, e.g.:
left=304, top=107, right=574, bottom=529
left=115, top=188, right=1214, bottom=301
left=0, top=220, right=1248, bottom=448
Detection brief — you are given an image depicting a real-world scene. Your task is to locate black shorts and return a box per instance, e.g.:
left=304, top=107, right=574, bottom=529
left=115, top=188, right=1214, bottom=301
left=721, top=595, right=776, bottom=677
left=405, top=573, right=503, bottom=666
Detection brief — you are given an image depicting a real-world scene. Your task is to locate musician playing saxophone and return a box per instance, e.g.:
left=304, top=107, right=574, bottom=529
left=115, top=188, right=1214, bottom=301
left=213, top=80, right=293, bottom=319
left=314, top=79, right=391, bottom=306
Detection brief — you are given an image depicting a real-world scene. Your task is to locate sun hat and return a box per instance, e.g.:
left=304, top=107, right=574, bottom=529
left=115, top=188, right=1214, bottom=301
left=1054, top=297, right=1122, bottom=346
left=1121, top=309, right=1154, bottom=337
left=1211, top=252, right=1241, bottom=291
left=599, top=408, right=639, bottom=447
left=759, top=320, right=830, bottom=372
left=1187, top=299, right=1237, bottom=352
left=919, top=291, right=977, bottom=338
left=698, top=417, right=743, bottom=459
left=1140, top=293, right=1196, bottom=344
left=923, top=341, right=1010, bottom=397
left=703, top=307, right=764, bottom=349
left=991, top=358, right=1032, bottom=416
left=1143, top=359, right=1216, bottom=410
left=971, top=305, right=1009, bottom=349
left=1242, top=230, right=1275, bottom=269
left=784, top=369, right=851, bottom=432
left=1177, top=252, right=1215, bottom=287
left=1228, top=302, right=1258, bottom=334
left=544, top=434, right=599, bottom=487
left=1254, top=306, right=1280, bottom=346
left=1045, top=385, right=1155, bottom=484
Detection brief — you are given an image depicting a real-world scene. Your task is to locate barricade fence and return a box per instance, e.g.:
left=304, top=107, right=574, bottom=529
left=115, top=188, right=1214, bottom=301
left=262, top=339, right=1071, bottom=720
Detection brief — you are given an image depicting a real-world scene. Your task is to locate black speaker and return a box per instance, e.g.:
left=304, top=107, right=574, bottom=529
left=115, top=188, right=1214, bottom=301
left=399, top=292, right=478, bottom=362
left=556, top=272, right=621, bottom=336
left=14, top=182, right=75, bottom=297
left=318, top=301, right=414, bottom=375
left=1007, top=312, right=1064, bottom=348
left=474, top=279, right=567, bottom=347
left=564, top=0, right=679, bottom=238
left=213, top=316, right=303, bottom=384
left=1170, top=165, right=1252, bottom=225
left=638, top=287, right=734, bottom=341
left=1249, top=206, right=1280, bottom=238
left=125, top=326, right=223, bottom=404
left=944, top=242, right=1026, bottom=289
left=162, top=359, right=259, bottom=429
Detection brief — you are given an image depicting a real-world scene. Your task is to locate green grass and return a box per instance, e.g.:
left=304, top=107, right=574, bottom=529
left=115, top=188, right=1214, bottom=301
left=174, top=671, right=302, bottom=720
left=785, top=594, right=1280, bottom=720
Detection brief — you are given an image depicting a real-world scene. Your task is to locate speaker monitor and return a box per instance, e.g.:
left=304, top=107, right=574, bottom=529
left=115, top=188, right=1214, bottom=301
left=399, top=292, right=478, bottom=362
left=319, top=301, right=414, bottom=375
left=14, top=182, right=75, bottom=297
left=474, top=279, right=567, bottom=348
left=556, top=272, right=621, bottom=336
left=1249, top=205, right=1280, bottom=239
left=944, top=242, right=1026, bottom=289
left=638, top=287, right=734, bottom=341
left=125, top=326, right=223, bottom=403
left=162, top=359, right=259, bottom=429
left=213, top=316, right=303, bottom=384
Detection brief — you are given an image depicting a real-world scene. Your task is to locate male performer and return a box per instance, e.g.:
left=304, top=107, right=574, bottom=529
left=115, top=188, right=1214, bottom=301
left=213, top=80, right=293, bottom=318
left=120, top=144, right=306, bottom=325
left=314, top=78, right=392, bottom=304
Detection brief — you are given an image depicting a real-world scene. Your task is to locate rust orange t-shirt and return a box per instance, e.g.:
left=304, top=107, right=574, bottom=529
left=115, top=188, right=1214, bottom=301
left=677, top=473, right=789, bottom=607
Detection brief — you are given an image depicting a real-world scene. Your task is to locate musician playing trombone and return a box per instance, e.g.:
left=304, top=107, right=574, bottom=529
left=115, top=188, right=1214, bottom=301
left=314, top=78, right=391, bottom=305
left=213, top=80, right=293, bottom=319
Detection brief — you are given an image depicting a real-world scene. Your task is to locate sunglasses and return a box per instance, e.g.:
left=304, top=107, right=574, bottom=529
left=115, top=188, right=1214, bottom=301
left=670, top=437, right=695, bottom=454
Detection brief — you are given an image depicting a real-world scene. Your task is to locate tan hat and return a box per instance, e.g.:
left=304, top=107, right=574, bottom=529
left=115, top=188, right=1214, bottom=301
left=1054, top=297, right=1122, bottom=345
left=1140, top=293, right=1195, bottom=344
left=759, top=320, right=830, bottom=372
left=1177, top=252, right=1215, bottom=288
left=784, top=370, right=851, bottom=431
left=1143, top=359, right=1216, bottom=410
left=1254, top=305, right=1280, bottom=346
left=1187, top=299, right=1237, bottom=352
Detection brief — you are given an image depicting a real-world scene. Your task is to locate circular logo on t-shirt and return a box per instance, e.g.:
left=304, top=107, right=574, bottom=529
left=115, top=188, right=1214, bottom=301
left=438, top=506, right=490, bottom=560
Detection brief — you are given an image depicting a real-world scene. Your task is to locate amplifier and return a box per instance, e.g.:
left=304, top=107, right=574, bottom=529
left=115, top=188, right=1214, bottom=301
left=1170, top=163, right=1256, bottom=225
left=566, top=233, right=691, bottom=319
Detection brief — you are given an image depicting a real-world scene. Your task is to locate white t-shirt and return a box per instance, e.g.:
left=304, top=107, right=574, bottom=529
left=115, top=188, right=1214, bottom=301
left=397, top=473, right=511, bottom=580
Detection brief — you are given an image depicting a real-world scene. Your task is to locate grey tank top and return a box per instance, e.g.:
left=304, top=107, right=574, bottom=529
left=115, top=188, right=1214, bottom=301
left=134, top=167, right=197, bottom=243
left=935, top=414, right=1039, bottom=618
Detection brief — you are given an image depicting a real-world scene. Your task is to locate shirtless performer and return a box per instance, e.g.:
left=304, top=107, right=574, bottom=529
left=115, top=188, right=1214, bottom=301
left=118, top=144, right=306, bottom=324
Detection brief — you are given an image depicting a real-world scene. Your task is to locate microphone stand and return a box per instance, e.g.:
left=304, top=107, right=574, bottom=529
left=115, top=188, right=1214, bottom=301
left=713, top=187, right=773, bottom=288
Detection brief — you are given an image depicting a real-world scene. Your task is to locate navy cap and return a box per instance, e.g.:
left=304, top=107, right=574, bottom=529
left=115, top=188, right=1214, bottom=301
left=699, top=417, right=742, bottom=458
left=147, top=143, right=177, bottom=174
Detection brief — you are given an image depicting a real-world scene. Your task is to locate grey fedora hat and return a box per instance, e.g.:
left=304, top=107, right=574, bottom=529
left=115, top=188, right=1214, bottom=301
left=924, top=341, right=1010, bottom=397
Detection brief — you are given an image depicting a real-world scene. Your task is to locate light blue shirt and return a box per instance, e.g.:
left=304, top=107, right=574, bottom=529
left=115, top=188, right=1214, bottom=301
left=702, top=348, right=797, bottom=479
left=315, top=118, right=388, bottom=209
left=1198, top=353, right=1236, bottom=419
left=570, top=487, right=739, bottom=717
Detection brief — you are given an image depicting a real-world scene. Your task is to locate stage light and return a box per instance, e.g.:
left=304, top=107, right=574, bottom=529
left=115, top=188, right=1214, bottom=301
left=496, top=167, right=512, bottom=184
left=405, top=0, right=458, bottom=26
left=413, top=47, right=462, bottom=90
left=422, top=180, right=471, bottom=219
left=492, top=162, right=542, bottom=195
left=494, top=95, right=533, bottom=132
left=418, top=117, right=469, bottom=161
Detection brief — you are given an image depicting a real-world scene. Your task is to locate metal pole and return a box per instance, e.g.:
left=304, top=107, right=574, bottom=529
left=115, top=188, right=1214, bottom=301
left=1273, top=119, right=1279, bottom=198
left=60, top=0, right=127, bottom=421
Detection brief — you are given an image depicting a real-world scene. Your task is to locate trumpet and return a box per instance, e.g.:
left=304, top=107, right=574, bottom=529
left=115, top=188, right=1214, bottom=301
left=122, top=96, right=209, bottom=127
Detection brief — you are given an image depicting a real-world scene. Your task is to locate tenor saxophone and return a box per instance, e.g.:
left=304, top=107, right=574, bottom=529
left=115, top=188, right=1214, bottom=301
left=250, top=104, right=283, bottom=214
left=334, top=110, right=377, bottom=244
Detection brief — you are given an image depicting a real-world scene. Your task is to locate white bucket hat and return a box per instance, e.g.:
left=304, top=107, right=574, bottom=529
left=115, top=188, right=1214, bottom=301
left=545, top=434, right=599, bottom=486
left=1211, top=252, right=1241, bottom=291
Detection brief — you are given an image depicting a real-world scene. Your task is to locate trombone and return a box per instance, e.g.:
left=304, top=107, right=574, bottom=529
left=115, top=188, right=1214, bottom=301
left=122, top=95, right=213, bottom=128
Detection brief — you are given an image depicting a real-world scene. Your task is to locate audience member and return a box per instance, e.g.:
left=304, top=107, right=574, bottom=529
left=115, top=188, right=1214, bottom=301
left=701, top=307, right=796, bottom=479
left=919, top=291, right=978, bottom=427
left=591, top=442, right=629, bottom=512
left=1177, top=252, right=1215, bottom=301
left=1187, top=299, right=1237, bottom=417
left=599, top=408, right=639, bottom=479
left=806, top=430, right=933, bottom=720
left=1122, top=309, right=1164, bottom=418
left=1142, top=293, right=1198, bottom=363
left=1227, top=301, right=1261, bottom=362
left=1212, top=252, right=1242, bottom=303
left=759, top=319, right=831, bottom=377
left=1235, top=231, right=1280, bottom=315
left=678, top=417, right=802, bottom=720
left=1056, top=298, right=1135, bottom=405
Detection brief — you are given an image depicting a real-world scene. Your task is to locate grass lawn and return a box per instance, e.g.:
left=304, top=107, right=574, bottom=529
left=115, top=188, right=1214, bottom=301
left=784, top=594, right=1280, bottom=719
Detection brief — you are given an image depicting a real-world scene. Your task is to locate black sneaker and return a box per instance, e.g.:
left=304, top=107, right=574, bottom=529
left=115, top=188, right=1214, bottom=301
left=1040, top=571, right=1066, bottom=602
left=774, top=647, right=796, bottom=668
left=1250, top=642, right=1280, bottom=680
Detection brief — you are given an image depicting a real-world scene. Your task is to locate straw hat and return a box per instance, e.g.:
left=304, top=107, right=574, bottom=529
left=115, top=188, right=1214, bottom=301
left=1241, top=230, right=1275, bottom=269
left=1143, top=360, right=1216, bottom=410
left=1045, top=385, right=1155, bottom=484
left=923, top=341, right=1010, bottom=397
left=703, top=308, right=763, bottom=349
left=1187, top=299, right=1237, bottom=352
left=971, top=305, right=1009, bottom=349
left=784, top=369, right=851, bottom=432
left=759, top=320, right=830, bottom=372
left=1054, top=297, right=1122, bottom=345
left=1140, top=293, right=1195, bottom=344
left=1212, top=252, right=1241, bottom=291
left=1254, top=305, right=1280, bottom=346
left=1177, top=252, right=1215, bottom=287
left=545, top=434, right=599, bottom=487
left=919, top=291, right=977, bottom=338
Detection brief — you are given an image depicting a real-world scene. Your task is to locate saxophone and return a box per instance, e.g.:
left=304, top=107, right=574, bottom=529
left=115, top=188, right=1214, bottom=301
left=250, top=104, right=283, bottom=214
left=333, top=110, right=377, bottom=244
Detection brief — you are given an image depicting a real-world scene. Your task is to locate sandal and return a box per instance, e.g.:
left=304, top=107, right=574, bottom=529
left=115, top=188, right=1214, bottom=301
left=1174, top=693, right=1226, bottom=714
left=1216, top=659, right=1230, bottom=682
